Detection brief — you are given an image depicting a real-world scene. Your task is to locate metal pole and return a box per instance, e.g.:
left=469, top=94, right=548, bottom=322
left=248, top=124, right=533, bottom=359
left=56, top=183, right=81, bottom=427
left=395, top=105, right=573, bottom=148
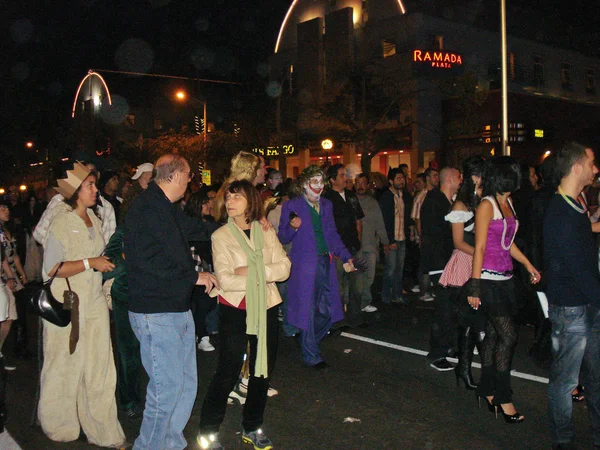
left=203, top=101, right=207, bottom=144
left=501, top=0, right=509, bottom=156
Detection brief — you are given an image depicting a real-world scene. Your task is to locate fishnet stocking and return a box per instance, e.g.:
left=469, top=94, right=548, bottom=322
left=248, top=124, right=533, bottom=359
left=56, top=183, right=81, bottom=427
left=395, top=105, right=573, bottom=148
left=480, top=316, right=518, bottom=372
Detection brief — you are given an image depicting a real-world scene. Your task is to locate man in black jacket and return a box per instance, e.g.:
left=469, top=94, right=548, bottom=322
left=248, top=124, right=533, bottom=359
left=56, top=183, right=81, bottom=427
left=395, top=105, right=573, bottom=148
left=125, top=154, right=218, bottom=450
left=379, top=168, right=413, bottom=303
left=323, top=164, right=365, bottom=327
left=421, top=167, right=461, bottom=371
left=545, top=142, right=600, bottom=449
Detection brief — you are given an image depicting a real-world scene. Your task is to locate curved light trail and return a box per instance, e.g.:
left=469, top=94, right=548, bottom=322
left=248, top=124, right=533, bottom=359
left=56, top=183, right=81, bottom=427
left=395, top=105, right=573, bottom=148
left=71, top=70, right=112, bottom=118
left=274, top=0, right=406, bottom=53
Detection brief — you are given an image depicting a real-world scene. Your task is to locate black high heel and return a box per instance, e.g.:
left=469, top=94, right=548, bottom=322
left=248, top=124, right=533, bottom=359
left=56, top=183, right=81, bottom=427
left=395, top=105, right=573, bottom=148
left=494, top=403, right=525, bottom=424
left=476, top=394, right=496, bottom=413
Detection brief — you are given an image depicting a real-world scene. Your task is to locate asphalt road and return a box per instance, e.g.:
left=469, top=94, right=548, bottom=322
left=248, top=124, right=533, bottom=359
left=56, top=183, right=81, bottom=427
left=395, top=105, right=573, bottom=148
left=1, top=294, right=595, bottom=449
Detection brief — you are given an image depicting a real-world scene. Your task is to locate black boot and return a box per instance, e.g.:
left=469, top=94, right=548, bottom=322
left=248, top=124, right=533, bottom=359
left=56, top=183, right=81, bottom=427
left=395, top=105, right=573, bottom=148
left=455, top=327, right=477, bottom=390
left=14, top=322, right=30, bottom=359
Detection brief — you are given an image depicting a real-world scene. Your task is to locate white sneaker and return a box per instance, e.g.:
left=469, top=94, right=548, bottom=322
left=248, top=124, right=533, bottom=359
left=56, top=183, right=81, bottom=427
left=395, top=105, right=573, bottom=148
left=420, top=294, right=435, bottom=302
left=411, top=285, right=420, bottom=293
left=361, top=305, right=378, bottom=313
left=197, top=336, right=215, bottom=352
left=267, top=387, right=279, bottom=397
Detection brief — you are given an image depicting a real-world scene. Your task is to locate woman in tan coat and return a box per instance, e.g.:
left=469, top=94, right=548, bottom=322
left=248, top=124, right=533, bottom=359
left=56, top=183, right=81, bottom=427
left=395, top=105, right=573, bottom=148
left=197, top=179, right=290, bottom=450
left=40, top=162, right=125, bottom=447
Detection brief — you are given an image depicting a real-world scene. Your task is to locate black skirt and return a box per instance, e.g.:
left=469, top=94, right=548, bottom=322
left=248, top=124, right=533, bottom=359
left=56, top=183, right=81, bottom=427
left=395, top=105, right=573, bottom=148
left=479, top=278, right=518, bottom=317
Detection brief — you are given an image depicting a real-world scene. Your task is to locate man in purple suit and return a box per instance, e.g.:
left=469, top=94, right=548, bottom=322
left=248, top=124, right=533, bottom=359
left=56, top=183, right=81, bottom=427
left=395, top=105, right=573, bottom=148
left=278, top=165, right=355, bottom=370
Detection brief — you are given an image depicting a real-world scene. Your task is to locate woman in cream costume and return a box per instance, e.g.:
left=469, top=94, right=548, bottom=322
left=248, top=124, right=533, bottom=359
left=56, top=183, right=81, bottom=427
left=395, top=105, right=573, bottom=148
left=39, top=162, right=125, bottom=447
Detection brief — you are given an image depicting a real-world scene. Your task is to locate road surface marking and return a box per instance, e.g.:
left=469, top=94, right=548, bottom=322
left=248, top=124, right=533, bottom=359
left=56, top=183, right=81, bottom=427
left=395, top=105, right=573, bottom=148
left=341, top=332, right=550, bottom=384
left=0, top=431, right=23, bottom=449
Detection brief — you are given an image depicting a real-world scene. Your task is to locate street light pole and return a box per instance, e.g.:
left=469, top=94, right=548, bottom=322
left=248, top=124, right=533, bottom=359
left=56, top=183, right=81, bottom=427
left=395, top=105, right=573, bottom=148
left=500, top=0, right=509, bottom=156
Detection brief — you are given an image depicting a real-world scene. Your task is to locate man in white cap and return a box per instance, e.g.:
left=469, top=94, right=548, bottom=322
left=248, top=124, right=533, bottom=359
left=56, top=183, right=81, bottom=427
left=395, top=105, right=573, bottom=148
left=119, top=163, right=153, bottom=224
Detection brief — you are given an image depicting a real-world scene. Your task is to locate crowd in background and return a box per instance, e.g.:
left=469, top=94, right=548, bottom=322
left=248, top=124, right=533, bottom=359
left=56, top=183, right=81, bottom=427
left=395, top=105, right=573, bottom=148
left=0, top=143, right=599, bottom=449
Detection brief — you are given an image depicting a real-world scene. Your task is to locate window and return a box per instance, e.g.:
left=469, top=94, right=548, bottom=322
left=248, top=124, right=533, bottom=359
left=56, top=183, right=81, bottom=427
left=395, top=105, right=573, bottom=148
left=433, top=35, right=444, bottom=50
left=561, top=62, right=571, bottom=89
left=586, top=68, right=596, bottom=94
left=382, top=40, right=396, bottom=58
left=509, top=52, right=516, bottom=81
left=533, top=55, right=544, bottom=86
left=153, top=118, right=163, bottom=130
left=125, top=114, right=135, bottom=126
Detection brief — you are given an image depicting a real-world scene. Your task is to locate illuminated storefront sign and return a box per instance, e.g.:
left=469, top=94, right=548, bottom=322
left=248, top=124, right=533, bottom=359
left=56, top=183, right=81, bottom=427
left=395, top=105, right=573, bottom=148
left=534, top=129, right=544, bottom=138
left=413, top=50, right=464, bottom=76
left=252, top=144, right=296, bottom=157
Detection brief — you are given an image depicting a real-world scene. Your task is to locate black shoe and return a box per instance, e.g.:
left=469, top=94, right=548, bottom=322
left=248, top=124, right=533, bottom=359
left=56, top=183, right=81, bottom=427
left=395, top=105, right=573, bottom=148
left=476, top=394, right=496, bottom=413
left=311, top=361, right=329, bottom=371
left=429, top=358, right=454, bottom=371
left=327, top=328, right=343, bottom=338
left=494, top=403, right=525, bottom=424
left=552, top=444, right=577, bottom=450
left=0, top=354, right=16, bottom=371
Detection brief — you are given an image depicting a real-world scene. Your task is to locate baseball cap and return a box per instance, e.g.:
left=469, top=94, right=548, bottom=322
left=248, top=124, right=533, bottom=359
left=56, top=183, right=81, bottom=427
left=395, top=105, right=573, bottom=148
left=131, top=163, right=154, bottom=180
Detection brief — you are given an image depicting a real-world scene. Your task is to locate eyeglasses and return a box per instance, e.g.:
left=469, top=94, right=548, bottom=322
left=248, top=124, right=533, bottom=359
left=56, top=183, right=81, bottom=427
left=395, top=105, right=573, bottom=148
left=181, top=170, right=194, bottom=181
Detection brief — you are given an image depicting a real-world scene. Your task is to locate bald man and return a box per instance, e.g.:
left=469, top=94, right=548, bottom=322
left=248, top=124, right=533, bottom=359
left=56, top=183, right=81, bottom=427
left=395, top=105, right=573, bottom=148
left=125, top=154, right=219, bottom=450
left=420, top=167, right=462, bottom=371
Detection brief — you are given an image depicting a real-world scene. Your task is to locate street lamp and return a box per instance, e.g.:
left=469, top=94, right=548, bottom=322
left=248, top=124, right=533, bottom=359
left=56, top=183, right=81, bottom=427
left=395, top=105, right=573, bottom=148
left=321, top=139, right=333, bottom=163
left=25, top=141, right=33, bottom=148
left=175, top=90, right=207, bottom=144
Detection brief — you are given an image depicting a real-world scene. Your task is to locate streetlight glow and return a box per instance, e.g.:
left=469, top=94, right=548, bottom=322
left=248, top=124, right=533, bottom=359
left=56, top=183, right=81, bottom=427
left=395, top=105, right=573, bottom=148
left=19, top=185, right=27, bottom=191
left=26, top=141, right=33, bottom=148
left=175, top=90, right=186, bottom=100
left=321, top=139, right=333, bottom=150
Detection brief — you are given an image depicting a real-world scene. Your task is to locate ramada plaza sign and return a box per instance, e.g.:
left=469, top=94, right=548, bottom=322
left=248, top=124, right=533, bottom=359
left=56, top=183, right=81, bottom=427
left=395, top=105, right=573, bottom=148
left=413, top=50, right=463, bottom=68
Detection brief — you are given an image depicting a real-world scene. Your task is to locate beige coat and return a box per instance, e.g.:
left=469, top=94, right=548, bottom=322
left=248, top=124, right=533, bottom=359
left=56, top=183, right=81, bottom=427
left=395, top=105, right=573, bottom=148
left=210, top=223, right=290, bottom=308
left=39, top=209, right=125, bottom=447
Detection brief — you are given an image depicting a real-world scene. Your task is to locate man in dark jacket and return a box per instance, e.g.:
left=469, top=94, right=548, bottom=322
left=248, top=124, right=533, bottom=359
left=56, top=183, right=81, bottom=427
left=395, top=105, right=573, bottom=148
left=379, top=168, right=413, bottom=303
left=124, top=154, right=218, bottom=450
left=421, top=167, right=461, bottom=371
left=545, top=142, right=600, bottom=449
left=323, top=164, right=365, bottom=327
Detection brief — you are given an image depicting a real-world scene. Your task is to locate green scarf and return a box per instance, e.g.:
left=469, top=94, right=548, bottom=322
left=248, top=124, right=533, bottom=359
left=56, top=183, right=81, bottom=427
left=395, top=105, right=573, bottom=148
left=226, top=219, right=269, bottom=377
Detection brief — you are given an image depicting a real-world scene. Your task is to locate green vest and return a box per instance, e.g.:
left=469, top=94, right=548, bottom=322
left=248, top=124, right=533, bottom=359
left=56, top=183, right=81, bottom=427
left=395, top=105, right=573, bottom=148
left=307, top=202, right=329, bottom=255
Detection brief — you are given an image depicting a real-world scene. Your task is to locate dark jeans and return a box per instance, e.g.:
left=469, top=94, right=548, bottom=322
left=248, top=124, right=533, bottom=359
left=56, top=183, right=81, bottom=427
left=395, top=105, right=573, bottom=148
left=200, top=305, right=279, bottom=434
left=112, top=298, right=142, bottom=410
left=428, top=275, right=459, bottom=362
left=13, top=289, right=28, bottom=355
left=191, top=286, right=217, bottom=338
left=382, top=240, right=406, bottom=302
left=335, top=257, right=363, bottom=327
left=548, top=304, right=600, bottom=446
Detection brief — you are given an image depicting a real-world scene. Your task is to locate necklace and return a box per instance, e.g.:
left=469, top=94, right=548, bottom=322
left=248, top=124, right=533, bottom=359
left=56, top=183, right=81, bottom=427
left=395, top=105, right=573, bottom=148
left=494, top=196, right=518, bottom=251
left=558, top=186, right=587, bottom=214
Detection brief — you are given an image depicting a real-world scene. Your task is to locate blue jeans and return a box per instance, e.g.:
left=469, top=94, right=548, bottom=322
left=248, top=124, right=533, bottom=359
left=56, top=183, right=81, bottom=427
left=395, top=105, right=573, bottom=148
left=382, top=240, right=406, bottom=302
left=548, top=304, right=600, bottom=446
left=129, top=311, right=198, bottom=450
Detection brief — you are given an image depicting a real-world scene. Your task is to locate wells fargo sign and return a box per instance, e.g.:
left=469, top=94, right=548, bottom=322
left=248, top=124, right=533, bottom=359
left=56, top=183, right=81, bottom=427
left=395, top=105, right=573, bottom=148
left=412, top=50, right=464, bottom=76
left=251, top=144, right=296, bottom=157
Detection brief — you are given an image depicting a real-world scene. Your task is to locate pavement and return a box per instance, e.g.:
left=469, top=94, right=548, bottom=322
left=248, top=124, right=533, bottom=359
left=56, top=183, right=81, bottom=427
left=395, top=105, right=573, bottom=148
left=1, top=291, right=596, bottom=449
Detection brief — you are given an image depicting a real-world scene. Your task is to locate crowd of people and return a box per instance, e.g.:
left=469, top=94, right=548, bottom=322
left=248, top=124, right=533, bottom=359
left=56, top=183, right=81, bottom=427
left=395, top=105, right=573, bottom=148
left=0, top=142, right=599, bottom=449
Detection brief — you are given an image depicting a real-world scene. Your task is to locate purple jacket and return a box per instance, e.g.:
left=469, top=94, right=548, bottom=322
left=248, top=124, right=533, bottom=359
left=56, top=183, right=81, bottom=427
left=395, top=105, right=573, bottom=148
left=278, top=196, right=352, bottom=330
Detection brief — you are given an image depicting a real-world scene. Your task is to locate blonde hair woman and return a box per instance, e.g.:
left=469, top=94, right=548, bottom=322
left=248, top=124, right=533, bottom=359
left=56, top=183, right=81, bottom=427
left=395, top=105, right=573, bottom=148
left=212, top=151, right=266, bottom=222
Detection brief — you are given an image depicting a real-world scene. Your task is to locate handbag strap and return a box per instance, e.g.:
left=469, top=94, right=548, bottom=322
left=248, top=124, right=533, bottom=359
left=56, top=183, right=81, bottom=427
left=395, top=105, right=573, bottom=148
left=47, top=262, right=64, bottom=284
left=66, top=278, right=72, bottom=292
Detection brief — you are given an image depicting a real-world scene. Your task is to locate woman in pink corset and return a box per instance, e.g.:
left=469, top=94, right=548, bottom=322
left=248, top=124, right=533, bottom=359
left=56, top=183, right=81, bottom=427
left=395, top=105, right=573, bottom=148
left=466, top=157, right=540, bottom=424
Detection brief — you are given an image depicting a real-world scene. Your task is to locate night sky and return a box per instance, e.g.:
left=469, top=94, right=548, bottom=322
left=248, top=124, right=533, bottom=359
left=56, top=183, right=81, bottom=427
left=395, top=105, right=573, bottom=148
left=1, top=0, right=597, bottom=153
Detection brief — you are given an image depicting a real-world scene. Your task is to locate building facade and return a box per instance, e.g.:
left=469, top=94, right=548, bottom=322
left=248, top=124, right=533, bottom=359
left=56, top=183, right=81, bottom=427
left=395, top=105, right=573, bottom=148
left=269, top=0, right=600, bottom=177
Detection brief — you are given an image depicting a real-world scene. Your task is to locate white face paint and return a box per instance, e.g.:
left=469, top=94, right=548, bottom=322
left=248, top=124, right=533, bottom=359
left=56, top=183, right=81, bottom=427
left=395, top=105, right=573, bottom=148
left=304, top=175, right=324, bottom=203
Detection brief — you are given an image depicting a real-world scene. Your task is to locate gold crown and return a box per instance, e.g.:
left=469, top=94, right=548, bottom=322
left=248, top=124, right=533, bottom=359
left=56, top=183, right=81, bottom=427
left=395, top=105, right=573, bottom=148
left=55, top=162, right=91, bottom=199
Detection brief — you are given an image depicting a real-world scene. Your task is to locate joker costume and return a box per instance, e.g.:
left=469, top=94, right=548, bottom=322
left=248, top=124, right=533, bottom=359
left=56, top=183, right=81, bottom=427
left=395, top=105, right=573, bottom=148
left=278, top=166, right=353, bottom=367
